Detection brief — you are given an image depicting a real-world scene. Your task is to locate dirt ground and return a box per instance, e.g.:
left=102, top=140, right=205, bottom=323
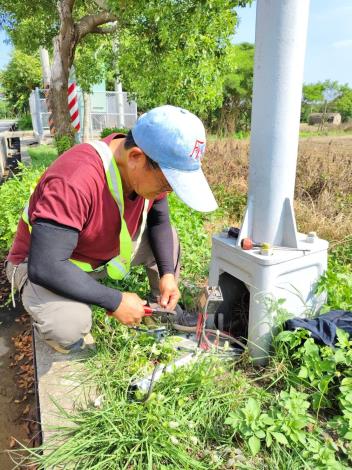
left=0, top=260, right=38, bottom=469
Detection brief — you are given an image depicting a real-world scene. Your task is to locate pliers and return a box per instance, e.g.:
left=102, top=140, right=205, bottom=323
left=143, top=306, right=175, bottom=316
left=106, top=306, right=175, bottom=317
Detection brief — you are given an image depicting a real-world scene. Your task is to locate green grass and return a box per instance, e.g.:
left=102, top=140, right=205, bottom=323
left=299, top=129, right=352, bottom=138
left=208, top=128, right=352, bottom=141
left=27, top=144, right=58, bottom=168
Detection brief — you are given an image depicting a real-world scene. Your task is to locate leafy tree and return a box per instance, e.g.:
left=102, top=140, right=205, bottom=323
left=207, top=42, right=254, bottom=134
left=301, top=82, right=325, bottom=121
left=332, top=85, right=352, bottom=122
left=74, top=35, right=115, bottom=94
left=0, top=49, right=42, bottom=114
left=301, top=80, right=352, bottom=123
left=118, top=1, right=249, bottom=117
left=0, top=0, right=119, bottom=138
left=0, top=0, right=251, bottom=138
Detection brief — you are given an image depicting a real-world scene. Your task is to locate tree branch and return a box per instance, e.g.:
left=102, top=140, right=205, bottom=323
left=91, top=24, right=118, bottom=35
left=76, top=11, right=117, bottom=42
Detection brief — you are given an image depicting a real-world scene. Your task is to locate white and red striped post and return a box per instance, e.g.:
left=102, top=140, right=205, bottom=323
left=68, top=81, right=81, bottom=132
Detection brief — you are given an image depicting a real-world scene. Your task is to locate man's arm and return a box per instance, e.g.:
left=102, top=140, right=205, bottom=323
left=28, top=219, right=123, bottom=311
left=147, top=197, right=175, bottom=276
left=147, top=197, right=180, bottom=310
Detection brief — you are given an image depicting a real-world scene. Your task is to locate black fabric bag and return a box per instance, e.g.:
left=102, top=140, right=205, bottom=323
left=285, top=310, right=352, bottom=347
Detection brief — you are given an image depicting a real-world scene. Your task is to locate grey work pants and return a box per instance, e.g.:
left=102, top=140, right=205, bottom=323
left=6, top=227, right=180, bottom=347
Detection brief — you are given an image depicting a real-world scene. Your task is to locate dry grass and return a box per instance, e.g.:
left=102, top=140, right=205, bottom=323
left=203, top=136, right=352, bottom=243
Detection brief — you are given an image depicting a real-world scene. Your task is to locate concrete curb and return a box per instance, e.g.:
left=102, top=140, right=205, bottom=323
left=33, top=329, right=96, bottom=443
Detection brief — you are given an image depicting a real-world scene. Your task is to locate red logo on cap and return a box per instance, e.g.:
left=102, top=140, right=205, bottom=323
left=189, top=140, right=205, bottom=161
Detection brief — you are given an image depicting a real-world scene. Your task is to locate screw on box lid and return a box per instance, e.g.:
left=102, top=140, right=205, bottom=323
left=306, top=231, right=317, bottom=243
left=260, top=243, right=273, bottom=256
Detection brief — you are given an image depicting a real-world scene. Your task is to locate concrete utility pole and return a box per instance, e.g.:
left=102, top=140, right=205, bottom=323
left=244, top=0, right=310, bottom=248
left=209, top=0, right=328, bottom=364
left=115, top=80, right=125, bottom=128
left=39, top=47, right=51, bottom=87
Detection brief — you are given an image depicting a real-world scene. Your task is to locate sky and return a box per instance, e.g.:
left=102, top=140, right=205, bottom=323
left=234, top=0, right=352, bottom=86
left=0, top=1, right=351, bottom=86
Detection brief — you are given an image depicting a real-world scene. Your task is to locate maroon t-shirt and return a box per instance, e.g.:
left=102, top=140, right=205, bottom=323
left=8, top=134, right=159, bottom=268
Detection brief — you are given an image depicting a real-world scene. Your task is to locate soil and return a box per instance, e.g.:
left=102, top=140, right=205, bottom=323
left=0, top=259, right=39, bottom=469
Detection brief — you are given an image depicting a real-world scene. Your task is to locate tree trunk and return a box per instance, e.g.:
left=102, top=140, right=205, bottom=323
left=48, top=1, right=78, bottom=139
left=82, top=92, right=91, bottom=142
left=47, top=0, right=117, bottom=140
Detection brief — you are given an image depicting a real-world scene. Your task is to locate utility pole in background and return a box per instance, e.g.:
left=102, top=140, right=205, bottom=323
left=39, top=47, right=56, bottom=137
left=115, top=80, right=125, bottom=129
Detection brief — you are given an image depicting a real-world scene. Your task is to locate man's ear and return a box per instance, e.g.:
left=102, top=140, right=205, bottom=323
left=127, top=147, right=147, bottom=169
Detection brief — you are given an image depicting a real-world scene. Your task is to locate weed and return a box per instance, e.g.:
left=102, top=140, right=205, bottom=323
left=55, top=134, right=75, bottom=155
left=316, top=256, right=352, bottom=312
left=16, top=114, right=33, bottom=130
left=0, top=164, right=45, bottom=256
left=27, top=145, right=58, bottom=168
left=100, top=127, right=129, bottom=138
left=3, top=138, right=352, bottom=468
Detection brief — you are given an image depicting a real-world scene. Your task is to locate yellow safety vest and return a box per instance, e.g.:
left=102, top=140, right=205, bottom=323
left=22, top=140, right=135, bottom=281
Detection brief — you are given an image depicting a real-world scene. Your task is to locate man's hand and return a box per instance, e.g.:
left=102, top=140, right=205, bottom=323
left=111, top=292, right=146, bottom=325
left=159, top=273, right=180, bottom=311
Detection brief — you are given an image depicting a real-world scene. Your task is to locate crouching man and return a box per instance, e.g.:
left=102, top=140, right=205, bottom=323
left=6, top=105, right=217, bottom=353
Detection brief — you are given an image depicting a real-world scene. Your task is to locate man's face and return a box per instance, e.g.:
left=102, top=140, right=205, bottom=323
left=127, top=151, right=173, bottom=199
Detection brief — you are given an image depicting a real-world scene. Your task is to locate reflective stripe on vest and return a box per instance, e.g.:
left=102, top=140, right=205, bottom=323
left=22, top=140, right=145, bottom=281
left=89, top=140, right=132, bottom=280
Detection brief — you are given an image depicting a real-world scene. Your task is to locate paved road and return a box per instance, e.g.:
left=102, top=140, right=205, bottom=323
left=0, top=119, right=16, bottom=133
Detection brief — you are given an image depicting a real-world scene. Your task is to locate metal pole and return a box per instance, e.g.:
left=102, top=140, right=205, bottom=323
left=115, top=80, right=125, bottom=128
left=34, top=87, right=44, bottom=142
left=39, top=47, right=51, bottom=87
left=246, top=0, right=310, bottom=247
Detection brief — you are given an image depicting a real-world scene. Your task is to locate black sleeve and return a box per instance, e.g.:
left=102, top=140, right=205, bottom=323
left=147, top=197, right=175, bottom=277
left=28, top=219, right=122, bottom=312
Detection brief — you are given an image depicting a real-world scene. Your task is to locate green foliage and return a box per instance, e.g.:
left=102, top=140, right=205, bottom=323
left=0, top=99, right=14, bottom=119
left=208, top=42, right=254, bottom=134
left=330, top=378, right=352, bottom=442
left=271, top=326, right=352, bottom=467
left=0, top=49, right=42, bottom=114
left=168, top=193, right=212, bottom=282
left=301, top=80, right=352, bottom=122
left=0, top=0, right=59, bottom=53
left=118, top=1, right=251, bottom=117
left=74, top=35, right=116, bottom=93
left=303, top=83, right=325, bottom=104
left=275, top=327, right=352, bottom=421
left=27, top=145, right=58, bottom=168
left=16, top=113, right=33, bottom=130
left=225, top=388, right=316, bottom=457
left=18, top=301, right=352, bottom=469
left=212, top=185, right=247, bottom=220
left=316, top=264, right=352, bottom=312
left=20, top=314, right=259, bottom=469
left=54, top=135, right=75, bottom=156
left=316, top=237, right=352, bottom=312
left=333, top=86, right=352, bottom=122
left=100, top=127, right=129, bottom=138
left=0, top=164, right=44, bottom=256
left=0, top=145, right=56, bottom=256
left=330, top=236, right=352, bottom=269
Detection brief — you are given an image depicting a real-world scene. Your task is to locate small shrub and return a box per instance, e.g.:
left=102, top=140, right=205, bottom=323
left=54, top=134, right=75, bottom=156
left=317, top=268, right=352, bottom=312
left=100, top=127, right=129, bottom=138
left=0, top=164, right=45, bottom=255
left=28, top=145, right=58, bottom=168
left=17, top=114, right=33, bottom=130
